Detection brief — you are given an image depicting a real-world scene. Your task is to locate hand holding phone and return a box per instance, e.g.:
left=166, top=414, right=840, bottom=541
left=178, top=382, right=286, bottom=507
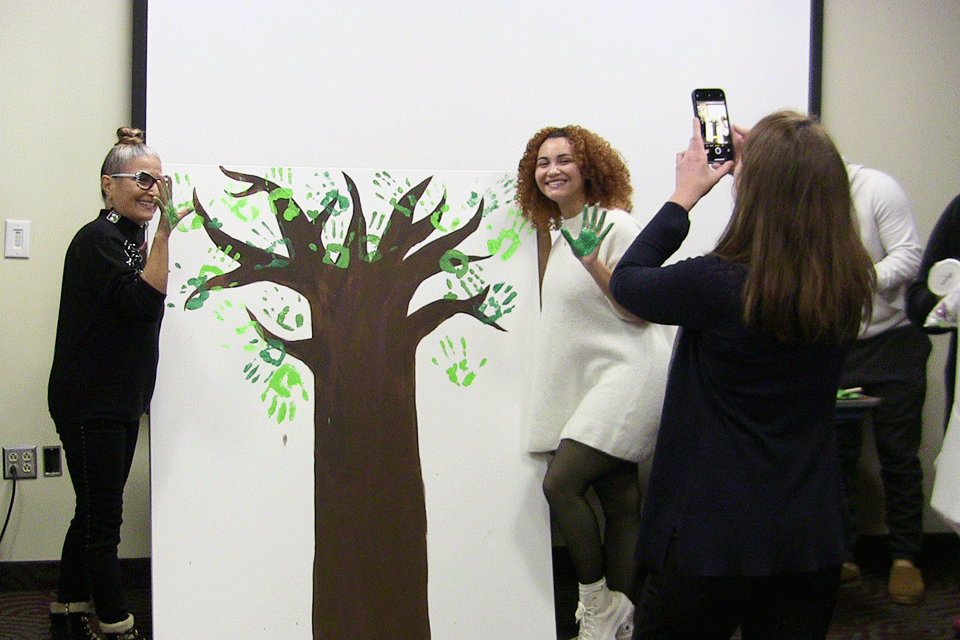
left=670, top=117, right=734, bottom=211
left=692, top=88, right=733, bottom=164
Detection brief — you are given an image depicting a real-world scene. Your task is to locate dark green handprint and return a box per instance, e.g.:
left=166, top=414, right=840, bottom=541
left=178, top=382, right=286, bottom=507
left=478, top=282, right=516, bottom=324
left=561, top=205, right=613, bottom=258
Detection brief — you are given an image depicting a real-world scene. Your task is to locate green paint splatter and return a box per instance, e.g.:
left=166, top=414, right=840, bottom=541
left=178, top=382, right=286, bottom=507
left=439, top=249, right=469, bottom=277
left=275, top=306, right=297, bottom=331
left=322, top=244, right=350, bottom=269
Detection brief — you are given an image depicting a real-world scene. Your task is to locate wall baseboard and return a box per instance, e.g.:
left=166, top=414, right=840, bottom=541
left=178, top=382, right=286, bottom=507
left=0, top=558, right=150, bottom=592
left=3, top=534, right=957, bottom=593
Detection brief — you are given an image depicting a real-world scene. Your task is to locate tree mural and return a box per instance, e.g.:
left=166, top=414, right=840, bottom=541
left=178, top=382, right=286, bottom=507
left=178, top=167, right=521, bottom=639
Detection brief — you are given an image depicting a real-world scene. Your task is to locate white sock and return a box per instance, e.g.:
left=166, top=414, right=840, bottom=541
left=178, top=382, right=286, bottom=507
left=50, top=601, right=93, bottom=615
left=579, top=576, right=611, bottom=609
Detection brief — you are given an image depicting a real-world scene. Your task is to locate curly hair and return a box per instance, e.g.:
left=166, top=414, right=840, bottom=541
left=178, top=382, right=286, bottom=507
left=516, top=125, right=633, bottom=230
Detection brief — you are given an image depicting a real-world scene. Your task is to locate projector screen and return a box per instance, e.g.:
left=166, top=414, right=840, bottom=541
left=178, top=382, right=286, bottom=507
left=141, top=2, right=819, bottom=638
left=141, top=1, right=819, bottom=217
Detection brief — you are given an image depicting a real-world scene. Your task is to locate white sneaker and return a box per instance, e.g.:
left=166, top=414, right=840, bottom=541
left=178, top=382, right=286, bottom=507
left=574, top=590, right=635, bottom=640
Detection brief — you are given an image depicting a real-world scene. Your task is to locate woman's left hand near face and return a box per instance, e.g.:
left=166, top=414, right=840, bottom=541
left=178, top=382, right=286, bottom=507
left=156, top=175, right=194, bottom=232
left=561, top=205, right=614, bottom=260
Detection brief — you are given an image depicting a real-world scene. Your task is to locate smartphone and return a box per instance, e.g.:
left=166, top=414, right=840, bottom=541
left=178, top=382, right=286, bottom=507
left=692, top=88, right=733, bottom=163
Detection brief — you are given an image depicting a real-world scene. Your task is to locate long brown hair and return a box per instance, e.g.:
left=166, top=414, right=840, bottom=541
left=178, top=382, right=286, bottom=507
left=712, top=111, right=874, bottom=343
left=516, top=125, right=633, bottom=230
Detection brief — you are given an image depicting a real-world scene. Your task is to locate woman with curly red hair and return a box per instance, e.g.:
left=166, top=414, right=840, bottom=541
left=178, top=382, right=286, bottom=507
left=518, top=125, right=674, bottom=640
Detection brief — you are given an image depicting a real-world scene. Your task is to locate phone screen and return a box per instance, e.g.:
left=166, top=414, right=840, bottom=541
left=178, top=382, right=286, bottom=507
left=692, top=89, right=733, bottom=163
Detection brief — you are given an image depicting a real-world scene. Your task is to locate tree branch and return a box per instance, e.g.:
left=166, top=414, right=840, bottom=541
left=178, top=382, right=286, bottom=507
left=407, top=285, right=506, bottom=346
left=192, top=188, right=276, bottom=268
left=376, top=176, right=433, bottom=267
left=398, top=191, right=448, bottom=258
left=397, top=197, right=488, bottom=294
left=340, top=173, right=371, bottom=262
left=245, top=307, right=312, bottom=366
left=220, top=166, right=318, bottom=261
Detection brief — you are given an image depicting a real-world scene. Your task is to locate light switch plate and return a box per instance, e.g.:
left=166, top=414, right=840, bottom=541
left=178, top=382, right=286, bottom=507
left=5, top=220, right=30, bottom=258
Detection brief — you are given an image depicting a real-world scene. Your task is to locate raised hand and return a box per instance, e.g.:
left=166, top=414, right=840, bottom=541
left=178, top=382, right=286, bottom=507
left=561, top=205, right=613, bottom=258
left=157, top=175, right=194, bottom=231
left=671, top=118, right=735, bottom=211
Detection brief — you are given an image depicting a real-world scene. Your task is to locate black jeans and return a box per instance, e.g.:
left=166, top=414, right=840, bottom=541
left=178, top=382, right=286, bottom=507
left=838, top=325, right=931, bottom=562
left=56, top=418, right=140, bottom=625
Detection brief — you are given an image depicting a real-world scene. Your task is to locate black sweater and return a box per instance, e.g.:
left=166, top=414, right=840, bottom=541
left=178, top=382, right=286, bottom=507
left=906, top=193, right=960, bottom=425
left=48, top=210, right=166, bottom=424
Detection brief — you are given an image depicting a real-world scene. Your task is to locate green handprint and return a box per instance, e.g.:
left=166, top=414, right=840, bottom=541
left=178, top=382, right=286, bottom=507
left=440, top=259, right=516, bottom=324
left=561, top=205, right=613, bottom=258
left=261, top=362, right=309, bottom=423
left=431, top=336, right=487, bottom=387
left=478, top=282, right=517, bottom=324
left=486, top=207, right=528, bottom=262
left=443, top=263, right=485, bottom=299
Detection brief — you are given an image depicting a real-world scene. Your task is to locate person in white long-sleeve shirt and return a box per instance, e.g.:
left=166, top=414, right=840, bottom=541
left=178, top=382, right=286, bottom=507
left=837, top=163, right=931, bottom=604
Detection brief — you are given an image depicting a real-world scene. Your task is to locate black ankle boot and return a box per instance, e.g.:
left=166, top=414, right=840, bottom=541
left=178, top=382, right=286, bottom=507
left=100, top=613, right=145, bottom=640
left=49, top=602, right=99, bottom=640
left=103, top=629, right=145, bottom=640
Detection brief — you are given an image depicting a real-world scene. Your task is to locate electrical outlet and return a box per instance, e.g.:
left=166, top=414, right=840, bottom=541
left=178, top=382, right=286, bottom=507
left=3, top=446, right=38, bottom=479
left=43, top=445, right=63, bottom=477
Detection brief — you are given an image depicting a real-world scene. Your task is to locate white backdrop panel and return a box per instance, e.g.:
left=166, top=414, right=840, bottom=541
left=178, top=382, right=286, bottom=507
left=146, top=1, right=812, bottom=637
left=147, top=0, right=812, bottom=257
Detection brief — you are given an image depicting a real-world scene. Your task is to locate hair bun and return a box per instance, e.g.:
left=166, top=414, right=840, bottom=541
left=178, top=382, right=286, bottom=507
left=116, top=126, right=145, bottom=146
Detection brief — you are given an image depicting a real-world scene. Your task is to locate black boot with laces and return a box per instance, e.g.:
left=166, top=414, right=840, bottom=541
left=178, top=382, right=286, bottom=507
left=49, top=601, right=100, bottom=640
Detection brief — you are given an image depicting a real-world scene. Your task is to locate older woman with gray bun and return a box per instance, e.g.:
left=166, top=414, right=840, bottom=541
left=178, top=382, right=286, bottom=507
left=47, top=127, right=190, bottom=640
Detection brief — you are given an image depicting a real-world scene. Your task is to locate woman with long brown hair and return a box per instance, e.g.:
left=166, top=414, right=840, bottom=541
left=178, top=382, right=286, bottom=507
left=610, top=111, right=875, bottom=639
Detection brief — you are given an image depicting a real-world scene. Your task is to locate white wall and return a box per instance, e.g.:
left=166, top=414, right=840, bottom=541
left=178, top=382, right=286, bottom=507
left=1, top=0, right=959, bottom=563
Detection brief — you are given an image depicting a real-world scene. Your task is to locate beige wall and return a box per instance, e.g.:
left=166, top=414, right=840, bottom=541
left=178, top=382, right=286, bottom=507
left=0, top=0, right=149, bottom=561
left=821, top=0, right=960, bottom=532
left=0, top=0, right=959, bottom=562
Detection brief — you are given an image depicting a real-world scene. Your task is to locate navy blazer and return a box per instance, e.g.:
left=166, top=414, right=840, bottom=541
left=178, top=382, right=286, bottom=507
left=610, top=202, right=848, bottom=576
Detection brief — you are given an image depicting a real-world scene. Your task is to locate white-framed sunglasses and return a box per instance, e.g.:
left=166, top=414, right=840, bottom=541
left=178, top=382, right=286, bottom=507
left=110, top=171, right=162, bottom=190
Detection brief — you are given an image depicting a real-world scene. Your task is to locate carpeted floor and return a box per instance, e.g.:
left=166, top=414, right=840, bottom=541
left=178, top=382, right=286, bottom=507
left=552, top=534, right=960, bottom=640
left=0, top=559, right=151, bottom=640
left=0, top=588, right=152, bottom=640
left=1, top=536, right=958, bottom=639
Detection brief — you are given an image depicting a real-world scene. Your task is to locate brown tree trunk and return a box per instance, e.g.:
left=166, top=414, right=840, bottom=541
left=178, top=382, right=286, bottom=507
left=310, top=337, right=429, bottom=639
